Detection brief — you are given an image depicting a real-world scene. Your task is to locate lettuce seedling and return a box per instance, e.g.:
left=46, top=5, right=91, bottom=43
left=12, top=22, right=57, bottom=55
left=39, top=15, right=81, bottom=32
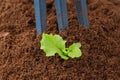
left=40, top=33, right=82, bottom=60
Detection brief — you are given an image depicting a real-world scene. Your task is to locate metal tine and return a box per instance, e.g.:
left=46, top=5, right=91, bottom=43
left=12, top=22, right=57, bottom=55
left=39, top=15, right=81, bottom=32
left=55, top=0, right=68, bottom=31
left=34, top=0, right=46, bottom=35
left=74, top=0, right=89, bottom=28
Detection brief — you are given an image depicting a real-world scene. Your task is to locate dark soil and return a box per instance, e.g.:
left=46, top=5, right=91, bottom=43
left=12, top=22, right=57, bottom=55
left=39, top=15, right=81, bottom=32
left=0, top=0, right=120, bottom=80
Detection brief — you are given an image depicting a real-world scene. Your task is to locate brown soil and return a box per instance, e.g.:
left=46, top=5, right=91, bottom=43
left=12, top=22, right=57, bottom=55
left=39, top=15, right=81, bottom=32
left=0, top=0, right=120, bottom=80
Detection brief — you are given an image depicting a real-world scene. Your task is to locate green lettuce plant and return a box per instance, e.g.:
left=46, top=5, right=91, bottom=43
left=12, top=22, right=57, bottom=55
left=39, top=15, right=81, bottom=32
left=40, top=33, right=82, bottom=60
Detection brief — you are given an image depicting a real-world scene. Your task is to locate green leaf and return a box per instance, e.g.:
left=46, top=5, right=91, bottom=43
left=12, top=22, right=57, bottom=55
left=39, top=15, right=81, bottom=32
left=68, top=43, right=82, bottom=58
left=40, top=33, right=82, bottom=60
left=40, top=33, right=69, bottom=60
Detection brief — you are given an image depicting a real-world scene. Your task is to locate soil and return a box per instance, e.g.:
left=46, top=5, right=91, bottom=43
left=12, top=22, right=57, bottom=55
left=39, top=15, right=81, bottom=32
left=0, top=0, right=120, bottom=80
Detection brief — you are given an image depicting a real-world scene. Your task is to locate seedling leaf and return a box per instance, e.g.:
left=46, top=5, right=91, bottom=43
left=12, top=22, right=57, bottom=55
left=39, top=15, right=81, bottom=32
left=40, top=33, right=82, bottom=60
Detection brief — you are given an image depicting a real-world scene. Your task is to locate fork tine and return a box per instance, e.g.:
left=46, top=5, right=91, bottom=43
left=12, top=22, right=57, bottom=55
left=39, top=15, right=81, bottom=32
left=74, top=0, right=89, bottom=28
left=34, top=0, right=46, bottom=34
left=55, top=0, right=68, bottom=31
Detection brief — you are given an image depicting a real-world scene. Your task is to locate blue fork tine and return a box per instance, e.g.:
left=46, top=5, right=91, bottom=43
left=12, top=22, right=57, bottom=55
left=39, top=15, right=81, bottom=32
left=55, top=0, right=68, bottom=31
left=74, top=0, right=89, bottom=28
left=34, top=0, right=46, bottom=35
left=34, top=0, right=89, bottom=35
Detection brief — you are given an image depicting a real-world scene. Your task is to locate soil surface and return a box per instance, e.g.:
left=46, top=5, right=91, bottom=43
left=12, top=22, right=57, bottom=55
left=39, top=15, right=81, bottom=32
left=0, top=0, right=120, bottom=80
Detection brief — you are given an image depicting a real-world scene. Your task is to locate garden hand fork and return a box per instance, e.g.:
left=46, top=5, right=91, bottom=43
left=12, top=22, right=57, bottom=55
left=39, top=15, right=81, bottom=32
left=34, top=0, right=89, bottom=35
